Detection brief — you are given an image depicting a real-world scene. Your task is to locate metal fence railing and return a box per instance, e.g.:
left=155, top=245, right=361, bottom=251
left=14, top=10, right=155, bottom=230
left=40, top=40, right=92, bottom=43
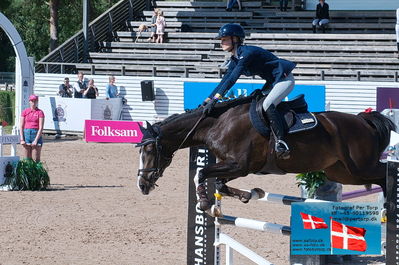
left=36, top=0, right=148, bottom=73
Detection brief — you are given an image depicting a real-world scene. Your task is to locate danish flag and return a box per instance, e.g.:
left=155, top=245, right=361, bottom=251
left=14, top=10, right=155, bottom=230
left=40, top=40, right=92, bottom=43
left=331, top=219, right=367, bottom=252
left=300, top=212, right=328, bottom=229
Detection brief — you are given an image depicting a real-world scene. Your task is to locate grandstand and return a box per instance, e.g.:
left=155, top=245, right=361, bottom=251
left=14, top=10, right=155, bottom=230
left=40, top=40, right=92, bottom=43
left=36, top=0, right=399, bottom=81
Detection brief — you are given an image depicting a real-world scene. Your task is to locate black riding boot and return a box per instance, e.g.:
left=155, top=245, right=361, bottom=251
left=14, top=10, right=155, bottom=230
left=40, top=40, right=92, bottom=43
left=266, top=104, right=290, bottom=159
left=312, top=25, right=316, bottom=33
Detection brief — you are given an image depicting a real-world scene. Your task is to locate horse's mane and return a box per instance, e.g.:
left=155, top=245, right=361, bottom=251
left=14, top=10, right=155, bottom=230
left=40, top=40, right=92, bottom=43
left=154, top=94, right=257, bottom=127
left=154, top=108, right=201, bottom=126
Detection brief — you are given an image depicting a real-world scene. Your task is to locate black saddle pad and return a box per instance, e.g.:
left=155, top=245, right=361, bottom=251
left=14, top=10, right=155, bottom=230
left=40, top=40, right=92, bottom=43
left=249, top=94, right=318, bottom=138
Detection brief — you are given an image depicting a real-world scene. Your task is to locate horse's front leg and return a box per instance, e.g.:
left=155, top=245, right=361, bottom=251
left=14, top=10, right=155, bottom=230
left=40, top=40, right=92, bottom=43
left=194, top=160, right=246, bottom=211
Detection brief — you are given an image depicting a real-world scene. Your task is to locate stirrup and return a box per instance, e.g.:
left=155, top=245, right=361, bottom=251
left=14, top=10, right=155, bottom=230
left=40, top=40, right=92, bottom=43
left=275, top=140, right=289, bottom=152
left=275, top=140, right=290, bottom=159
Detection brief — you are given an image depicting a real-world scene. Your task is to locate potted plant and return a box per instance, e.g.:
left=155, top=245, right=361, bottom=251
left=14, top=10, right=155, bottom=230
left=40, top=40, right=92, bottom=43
left=296, top=170, right=342, bottom=201
left=4, top=159, right=50, bottom=191
left=296, top=170, right=327, bottom=198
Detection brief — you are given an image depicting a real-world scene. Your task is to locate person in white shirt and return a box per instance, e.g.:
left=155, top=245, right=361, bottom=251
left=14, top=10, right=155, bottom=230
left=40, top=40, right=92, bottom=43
left=73, top=71, right=87, bottom=98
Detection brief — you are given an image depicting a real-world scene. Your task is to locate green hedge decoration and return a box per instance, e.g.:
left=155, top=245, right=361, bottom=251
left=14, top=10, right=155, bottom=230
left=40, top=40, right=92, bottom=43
left=4, top=159, right=50, bottom=191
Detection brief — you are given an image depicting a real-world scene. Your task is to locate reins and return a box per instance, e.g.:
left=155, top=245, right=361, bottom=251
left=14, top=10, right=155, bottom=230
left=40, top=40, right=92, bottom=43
left=174, top=112, right=206, bottom=156
left=138, top=112, right=206, bottom=183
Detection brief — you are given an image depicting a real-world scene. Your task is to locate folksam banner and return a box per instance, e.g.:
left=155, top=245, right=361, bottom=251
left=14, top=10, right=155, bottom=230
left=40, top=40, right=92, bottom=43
left=183, top=82, right=326, bottom=112
left=85, top=120, right=143, bottom=143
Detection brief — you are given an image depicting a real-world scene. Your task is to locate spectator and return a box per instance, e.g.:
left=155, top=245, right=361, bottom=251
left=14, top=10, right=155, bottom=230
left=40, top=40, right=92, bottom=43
left=312, top=0, right=329, bottom=33
left=20, top=95, right=45, bottom=162
left=105, top=75, right=119, bottom=99
left=58, top=77, right=73, bottom=97
left=83, top=79, right=99, bottom=99
left=156, top=10, right=166, bottom=43
left=396, top=8, right=399, bottom=57
left=147, top=8, right=158, bottom=43
left=73, top=71, right=87, bottom=98
left=280, top=0, right=288, bottom=12
left=226, top=0, right=241, bottom=12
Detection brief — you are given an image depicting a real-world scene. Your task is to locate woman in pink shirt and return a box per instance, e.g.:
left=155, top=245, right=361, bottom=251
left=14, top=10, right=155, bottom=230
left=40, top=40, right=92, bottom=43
left=20, top=95, right=45, bottom=162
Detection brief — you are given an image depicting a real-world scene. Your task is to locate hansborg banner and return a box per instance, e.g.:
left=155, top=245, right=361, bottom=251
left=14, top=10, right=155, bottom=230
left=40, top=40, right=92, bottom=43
left=84, top=120, right=143, bottom=143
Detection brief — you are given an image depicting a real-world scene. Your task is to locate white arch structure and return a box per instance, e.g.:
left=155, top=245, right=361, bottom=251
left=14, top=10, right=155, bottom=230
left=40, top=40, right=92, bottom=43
left=0, top=12, right=34, bottom=126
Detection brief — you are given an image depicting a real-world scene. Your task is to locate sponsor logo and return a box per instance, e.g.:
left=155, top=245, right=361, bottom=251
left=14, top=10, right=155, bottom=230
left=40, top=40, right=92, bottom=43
left=90, top=125, right=138, bottom=137
left=53, top=104, right=66, bottom=122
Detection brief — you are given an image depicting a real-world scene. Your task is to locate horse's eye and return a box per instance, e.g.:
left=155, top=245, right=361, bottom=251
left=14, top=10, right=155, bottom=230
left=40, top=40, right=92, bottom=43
left=144, top=144, right=154, bottom=152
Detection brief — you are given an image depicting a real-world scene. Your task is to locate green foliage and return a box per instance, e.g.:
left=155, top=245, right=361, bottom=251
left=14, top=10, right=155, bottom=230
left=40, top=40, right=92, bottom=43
left=3, top=125, right=13, bottom=134
left=4, top=159, right=50, bottom=191
left=296, top=171, right=327, bottom=198
left=0, top=90, right=15, bottom=125
left=0, top=0, right=120, bottom=72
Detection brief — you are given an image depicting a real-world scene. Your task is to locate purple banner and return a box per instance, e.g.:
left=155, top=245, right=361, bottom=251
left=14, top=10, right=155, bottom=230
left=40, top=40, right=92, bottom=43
left=376, top=87, right=399, bottom=112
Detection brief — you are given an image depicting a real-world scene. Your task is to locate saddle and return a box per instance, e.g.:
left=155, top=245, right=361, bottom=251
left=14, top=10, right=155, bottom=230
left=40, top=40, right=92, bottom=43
left=249, top=91, right=318, bottom=139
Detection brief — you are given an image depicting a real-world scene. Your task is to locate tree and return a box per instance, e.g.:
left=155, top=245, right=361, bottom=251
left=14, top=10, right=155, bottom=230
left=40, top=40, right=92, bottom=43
left=49, top=0, right=60, bottom=51
left=0, top=0, right=121, bottom=72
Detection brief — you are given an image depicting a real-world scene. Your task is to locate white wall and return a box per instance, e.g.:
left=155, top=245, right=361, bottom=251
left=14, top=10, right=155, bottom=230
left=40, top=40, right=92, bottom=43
left=34, top=73, right=187, bottom=124
left=305, top=0, right=399, bottom=10
left=34, top=73, right=399, bottom=124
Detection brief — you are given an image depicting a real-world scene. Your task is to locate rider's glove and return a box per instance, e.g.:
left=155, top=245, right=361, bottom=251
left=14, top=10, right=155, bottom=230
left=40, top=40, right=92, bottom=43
left=202, top=98, right=217, bottom=115
left=201, top=98, right=211, bottom=107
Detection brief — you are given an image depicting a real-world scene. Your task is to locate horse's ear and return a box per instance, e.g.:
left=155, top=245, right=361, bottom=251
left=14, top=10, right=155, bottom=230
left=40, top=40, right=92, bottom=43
left=138, top=123, right=146, bottom=134
left=146, top=121, right=157, bottom=137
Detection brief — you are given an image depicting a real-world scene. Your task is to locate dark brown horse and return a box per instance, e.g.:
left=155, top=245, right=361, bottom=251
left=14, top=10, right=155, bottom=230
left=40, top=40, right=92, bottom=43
left=136, top=96, right=395, bottom=214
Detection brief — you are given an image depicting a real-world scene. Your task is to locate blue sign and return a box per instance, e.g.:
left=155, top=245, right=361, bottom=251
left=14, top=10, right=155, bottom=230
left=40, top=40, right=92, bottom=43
left=291, top=202, right=381, bottom=255
left=183, top=82, right=325, bottom=112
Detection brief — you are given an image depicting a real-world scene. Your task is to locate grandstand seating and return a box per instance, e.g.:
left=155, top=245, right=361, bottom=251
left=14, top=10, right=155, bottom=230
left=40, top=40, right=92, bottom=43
left=37, top=0, right=399, bottom=81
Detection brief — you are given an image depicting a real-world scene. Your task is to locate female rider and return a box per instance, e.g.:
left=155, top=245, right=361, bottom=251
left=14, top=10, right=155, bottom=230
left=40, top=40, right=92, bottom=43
left=202, top=23, right=296, bottom=159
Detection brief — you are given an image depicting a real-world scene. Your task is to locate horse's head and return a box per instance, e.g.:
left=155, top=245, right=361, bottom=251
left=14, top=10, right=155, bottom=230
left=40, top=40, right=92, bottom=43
left=136, top=121, right=173, bottom=195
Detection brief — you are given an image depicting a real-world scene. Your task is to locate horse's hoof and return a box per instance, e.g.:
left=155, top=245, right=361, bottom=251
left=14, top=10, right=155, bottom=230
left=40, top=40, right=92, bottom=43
left=251, top=188, right=265, bottom=199
left=199, top=199, right=211, bottom=211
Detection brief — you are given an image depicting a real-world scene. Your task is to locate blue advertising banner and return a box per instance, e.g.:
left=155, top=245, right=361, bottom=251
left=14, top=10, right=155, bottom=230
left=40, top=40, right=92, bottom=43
left=183, top=82, right=325, bottom=112
left=291, top=202, right=381, bottom=255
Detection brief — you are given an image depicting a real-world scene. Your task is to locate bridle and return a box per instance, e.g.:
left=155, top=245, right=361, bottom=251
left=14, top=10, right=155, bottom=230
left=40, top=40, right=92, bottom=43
left=137, top=113, right=206, bottom=187
left=137, top=136, right=172, bottom=187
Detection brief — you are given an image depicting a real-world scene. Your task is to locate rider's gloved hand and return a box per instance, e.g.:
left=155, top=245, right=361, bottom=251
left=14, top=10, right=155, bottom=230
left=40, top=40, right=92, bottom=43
left=201, top=98, right=211, bottom=107
left=202, top=98, right=217, bottom=115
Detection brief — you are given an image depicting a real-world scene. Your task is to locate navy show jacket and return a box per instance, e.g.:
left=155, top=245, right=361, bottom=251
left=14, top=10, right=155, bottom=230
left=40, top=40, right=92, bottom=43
left=209, top=45, right=296, bottom=98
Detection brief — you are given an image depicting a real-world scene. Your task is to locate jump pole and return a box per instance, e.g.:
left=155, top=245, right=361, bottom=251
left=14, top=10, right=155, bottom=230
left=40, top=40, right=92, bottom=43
left=342, top=186, right=382, bottom=200
left=386, top=160, right=399, bottom=264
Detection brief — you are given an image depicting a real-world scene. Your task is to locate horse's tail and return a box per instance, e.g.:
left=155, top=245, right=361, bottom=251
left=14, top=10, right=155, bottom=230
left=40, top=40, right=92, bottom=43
left=358, top=111, right=396, bottom=153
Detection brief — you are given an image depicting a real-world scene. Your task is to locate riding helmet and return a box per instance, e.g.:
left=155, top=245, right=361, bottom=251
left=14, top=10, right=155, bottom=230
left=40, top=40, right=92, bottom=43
left=216, top=23, right=245, bottom=41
